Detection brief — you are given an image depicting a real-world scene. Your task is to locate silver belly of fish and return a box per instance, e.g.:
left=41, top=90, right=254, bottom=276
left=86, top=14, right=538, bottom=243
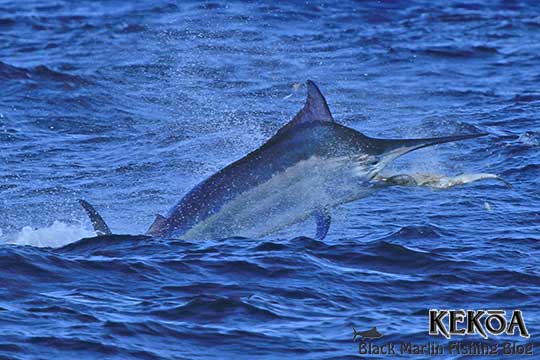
left=180, top=157, right=374, bottom=239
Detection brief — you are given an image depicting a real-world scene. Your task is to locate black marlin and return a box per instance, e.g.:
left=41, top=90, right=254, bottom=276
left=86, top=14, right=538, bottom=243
left=353, top=326, right=383, bottom=341
left=80, top=81, right=499, bottom=240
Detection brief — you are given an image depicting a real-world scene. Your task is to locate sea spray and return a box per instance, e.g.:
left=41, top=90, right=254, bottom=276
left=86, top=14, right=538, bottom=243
left=9, top=221, right=94, bottom=248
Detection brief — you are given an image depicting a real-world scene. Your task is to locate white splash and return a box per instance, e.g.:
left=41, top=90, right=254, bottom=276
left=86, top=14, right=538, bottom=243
left=8, top=221, right=94, bottom=248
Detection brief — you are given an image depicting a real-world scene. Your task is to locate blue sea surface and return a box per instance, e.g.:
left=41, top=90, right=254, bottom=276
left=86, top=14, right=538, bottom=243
left=0, top=1, right=539, bottom=359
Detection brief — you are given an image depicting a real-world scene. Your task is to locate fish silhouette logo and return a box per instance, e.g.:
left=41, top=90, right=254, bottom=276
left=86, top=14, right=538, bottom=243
left=352, top=326, right=383, bottom=341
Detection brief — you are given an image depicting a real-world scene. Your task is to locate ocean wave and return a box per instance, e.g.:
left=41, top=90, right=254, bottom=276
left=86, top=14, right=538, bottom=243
left=513, top=93, right=540, bottom=103
left=149, top=295, right=281, bottom=321
left=383, top=225, right=445, bottom=240
left=26, top=336, right=159, bottom=359
left=0, top=61, right=28, bottom=80
left=59, top=234, right=151, bottom=254
left=417, top=45, right=500, bottom=58
left=0, top=61, right=88, bottom=85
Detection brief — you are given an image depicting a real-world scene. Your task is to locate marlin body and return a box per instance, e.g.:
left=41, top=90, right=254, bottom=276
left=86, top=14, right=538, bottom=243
left=80, top=81, right=503, bottom=240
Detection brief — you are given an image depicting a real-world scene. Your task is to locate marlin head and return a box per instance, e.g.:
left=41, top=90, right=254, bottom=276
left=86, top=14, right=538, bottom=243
left=285, top=80, right=487, bottom=182
left=353, top=132, right=487, bottom=180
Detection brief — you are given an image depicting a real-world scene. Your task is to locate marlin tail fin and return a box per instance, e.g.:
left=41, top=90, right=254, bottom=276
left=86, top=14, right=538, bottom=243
left=78, top=199, right=112, bottom=236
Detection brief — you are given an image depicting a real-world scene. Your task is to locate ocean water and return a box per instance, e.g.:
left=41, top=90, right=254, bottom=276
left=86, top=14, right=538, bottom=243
left=1, top=1, right=539, bottom=359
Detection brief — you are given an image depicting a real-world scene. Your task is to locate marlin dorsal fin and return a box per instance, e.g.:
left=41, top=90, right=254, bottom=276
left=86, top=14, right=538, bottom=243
left=277, top=80, right=334, bottom=136
left=294, top=80, right=334, bottom=123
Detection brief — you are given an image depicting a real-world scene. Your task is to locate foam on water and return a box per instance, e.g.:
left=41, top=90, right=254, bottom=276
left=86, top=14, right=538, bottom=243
left=7, top=221, right=94, bottom=248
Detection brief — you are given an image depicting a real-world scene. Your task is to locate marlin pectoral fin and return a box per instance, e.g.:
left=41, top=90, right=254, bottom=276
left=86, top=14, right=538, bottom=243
left=147, top=214, right=167, bottom=236
left=78, top=199, right=112, bottom=236
left=314, top=208, right=331, bottom=240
